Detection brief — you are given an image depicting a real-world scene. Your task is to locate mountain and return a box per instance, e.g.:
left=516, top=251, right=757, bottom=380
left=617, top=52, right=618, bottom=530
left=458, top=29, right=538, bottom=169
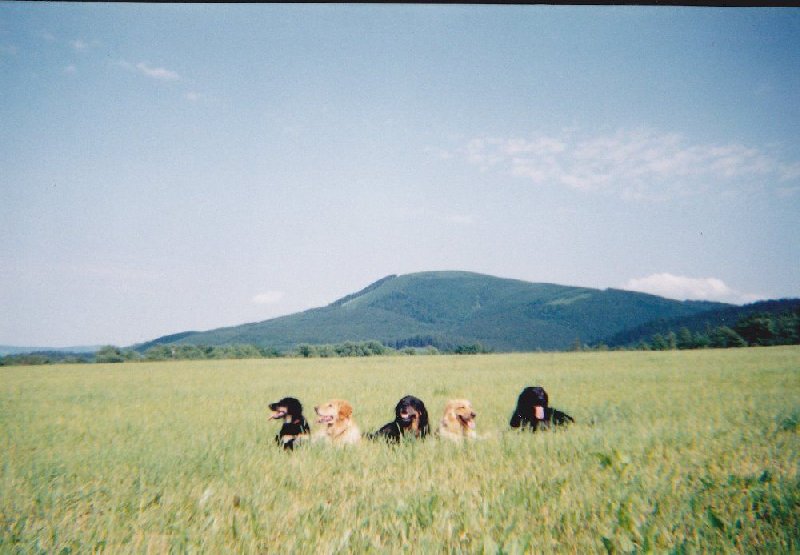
left=603, top=298, right=800, bottom=347
left=135, top=271, right=730, bottom=352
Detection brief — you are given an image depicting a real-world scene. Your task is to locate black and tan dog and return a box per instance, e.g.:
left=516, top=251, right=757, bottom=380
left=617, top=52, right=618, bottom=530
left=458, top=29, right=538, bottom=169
left=510, top=386, right=574, bottom=432
left=369, top=395, right=430, bottom=443
left=269, top=397, right=310, bottom=450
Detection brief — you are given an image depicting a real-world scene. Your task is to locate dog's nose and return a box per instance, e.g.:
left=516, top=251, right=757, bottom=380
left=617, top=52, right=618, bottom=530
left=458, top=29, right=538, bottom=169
left=471, top=412, right=476, bottom=418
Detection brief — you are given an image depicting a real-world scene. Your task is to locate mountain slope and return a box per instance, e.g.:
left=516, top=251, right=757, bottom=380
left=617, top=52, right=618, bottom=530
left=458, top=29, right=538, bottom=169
left=602, top=298, right=800, bottom=347
left=135, top=271, right=729, bottom=352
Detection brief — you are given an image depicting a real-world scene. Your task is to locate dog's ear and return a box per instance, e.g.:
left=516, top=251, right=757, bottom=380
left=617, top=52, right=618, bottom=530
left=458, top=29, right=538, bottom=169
left=419, top=410, right=429, bottom=436
left=338, top=401, right=353, bottom=420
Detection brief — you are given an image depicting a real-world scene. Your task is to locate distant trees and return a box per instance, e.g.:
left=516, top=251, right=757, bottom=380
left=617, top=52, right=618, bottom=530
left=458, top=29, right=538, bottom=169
left=143, top=344, right=280, bottom=361
left=3, top=307, right=798, bottom=367
left=676, top=327, right=695, bottom=349
left=709, top=327, right=748, bottom=348
left=96, top=345, right=139, bottom=363
left=628, top=309, right=800, bottom=351
left=1, top=339, right=461, bottom=366
left=384, top=335, right=451, bottom=352
left=453, top=342, right=491, bottom=355
left=295, top=341, right=387, bottom=358
left=0, top=353, right=54, bottom=366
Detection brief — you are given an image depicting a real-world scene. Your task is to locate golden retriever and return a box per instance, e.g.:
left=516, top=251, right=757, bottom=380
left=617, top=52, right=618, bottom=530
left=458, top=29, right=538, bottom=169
left=313, top=399, right=361, bottom=445
left=437, top=399, right=477, bottom=441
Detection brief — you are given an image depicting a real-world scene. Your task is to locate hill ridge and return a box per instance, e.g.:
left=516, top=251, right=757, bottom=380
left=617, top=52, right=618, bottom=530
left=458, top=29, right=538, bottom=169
left=134, top=271, right=737, bottom=352
left=329, top=274, right=397, bottom=307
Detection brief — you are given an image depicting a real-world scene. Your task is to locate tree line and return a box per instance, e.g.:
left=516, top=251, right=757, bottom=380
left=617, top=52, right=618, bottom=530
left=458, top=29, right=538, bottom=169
left=593, top=309, right=800, bottom=351
left=0, top=339, right=496, bottom=366
left=2, top=309, right=797, bottom=366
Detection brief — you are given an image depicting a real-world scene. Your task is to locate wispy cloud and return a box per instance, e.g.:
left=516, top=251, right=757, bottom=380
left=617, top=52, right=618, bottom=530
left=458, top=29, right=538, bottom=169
left=115, top=59, right=182, bottom=82
left=252, top=291, right=285, bottom=305
left=135, top=62, right=180, bottom=81
left=454, top=128, right=799, bottom=201
left=70, top=39, right=89, bottom=52
left=185, top=91, right=215, bottom=104
left=623, top=273, right=762, bottom=304
left=63, top=64, right=77, bottom=75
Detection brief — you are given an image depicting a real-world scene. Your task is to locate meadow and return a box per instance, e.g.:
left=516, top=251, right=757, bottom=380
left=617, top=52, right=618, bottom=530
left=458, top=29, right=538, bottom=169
left=1, top=347, right=798, bottom=553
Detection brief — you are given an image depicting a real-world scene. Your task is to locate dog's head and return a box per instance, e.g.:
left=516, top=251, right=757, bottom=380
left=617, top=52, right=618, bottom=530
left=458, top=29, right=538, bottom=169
left=395, top=395, right=429, bottom=434
left=269, top=397, right=304, bottom=422
left=517, top=386, right=548, bottom=421
left=315, top=399, right=353, bottom=427
left=443, top=399, right=476, bottom=433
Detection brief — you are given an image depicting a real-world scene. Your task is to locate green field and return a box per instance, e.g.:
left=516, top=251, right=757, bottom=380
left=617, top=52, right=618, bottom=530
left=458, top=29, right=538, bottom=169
left=2, top=348, right=798, bottom=553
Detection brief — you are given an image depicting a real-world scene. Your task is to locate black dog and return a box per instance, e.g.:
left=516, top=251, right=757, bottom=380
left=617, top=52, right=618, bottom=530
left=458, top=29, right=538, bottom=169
left=369, top=395, right=430, bottom=443
left=269, top=397, right=310, bottom=450
left=510, top=386, right=574, bottom=431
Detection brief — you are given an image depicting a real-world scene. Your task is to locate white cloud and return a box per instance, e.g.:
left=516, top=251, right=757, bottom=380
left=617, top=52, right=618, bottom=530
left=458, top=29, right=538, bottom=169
left=70, top=39, right=88, bottom=52
left=185, top=91, right=215, bottom=104
left=113, top=59, right=133, bottom=71
left=623, top=273, right=762, bottom=304
left=252, top=291, right=285, bottom=305
left=458, top=128, right=799, bottom=201
left=135, top=62, right=180, bottom=81
left=63, top=64, right=77, bottom=75
left=780, top=162, right=800, bottom=181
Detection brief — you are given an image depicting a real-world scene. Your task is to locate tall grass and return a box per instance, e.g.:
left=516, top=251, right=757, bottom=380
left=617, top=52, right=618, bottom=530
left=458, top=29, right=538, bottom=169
left=1, top=348, right=798, bottom=553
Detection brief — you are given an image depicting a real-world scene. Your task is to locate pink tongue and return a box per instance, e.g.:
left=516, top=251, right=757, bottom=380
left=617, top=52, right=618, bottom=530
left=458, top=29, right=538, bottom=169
left=535, top=406, right=545, bottom=420
left=467, top=420, right=476, bottom=429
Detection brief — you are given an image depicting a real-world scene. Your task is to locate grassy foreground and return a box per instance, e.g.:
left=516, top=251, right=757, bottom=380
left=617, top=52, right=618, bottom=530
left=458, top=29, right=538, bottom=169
left=1, top=348, right=798, bottom=553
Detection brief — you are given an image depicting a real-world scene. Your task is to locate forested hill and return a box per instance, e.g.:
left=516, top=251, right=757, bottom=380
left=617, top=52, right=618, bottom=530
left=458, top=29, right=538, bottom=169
left=135, top=271, right=729, bottom=352
left=603, top=298, right=800, bottom=348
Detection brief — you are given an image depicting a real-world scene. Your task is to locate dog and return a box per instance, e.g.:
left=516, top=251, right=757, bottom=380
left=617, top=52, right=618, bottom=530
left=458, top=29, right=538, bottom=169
left=437, top=399, right=477, bottom=441
left=314, top=399, right=361, bottom=445
left=369, top=395, right=430, bottom=442
left=509, top=386, right=574, bottom=431
left=269, top=397, right=310, bottom=450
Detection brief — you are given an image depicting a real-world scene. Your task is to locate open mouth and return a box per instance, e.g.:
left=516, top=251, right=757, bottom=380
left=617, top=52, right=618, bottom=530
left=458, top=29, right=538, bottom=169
left=534, top=406, right=545, bottom=420
left=317, top=414, right=334, bottom=424
left=270, top=409, right=287, bottom=420
left=399, top=411, right=416, bottom=423
left=458, top=415, right=476, bottom=429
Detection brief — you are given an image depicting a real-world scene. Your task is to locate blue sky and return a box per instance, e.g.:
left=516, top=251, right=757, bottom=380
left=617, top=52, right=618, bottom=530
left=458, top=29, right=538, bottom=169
left=2, top=5, right=799, bottom=347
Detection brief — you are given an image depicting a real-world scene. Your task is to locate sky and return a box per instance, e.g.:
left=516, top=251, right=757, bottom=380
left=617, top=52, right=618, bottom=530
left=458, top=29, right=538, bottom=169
left=1, top=4, right=799, bottom=347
